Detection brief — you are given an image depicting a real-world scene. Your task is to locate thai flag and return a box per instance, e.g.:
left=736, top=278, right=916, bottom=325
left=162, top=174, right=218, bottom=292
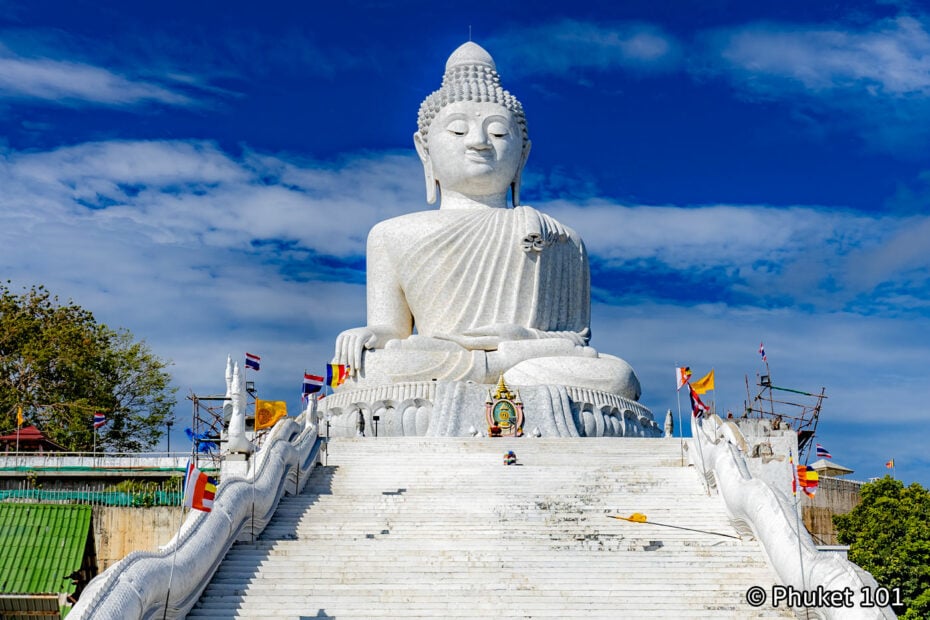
left=816, top=443, right=832, bottom=459
left=689, top=385, right=709, bottom=417
left=759, top=342, right=767, bottom=362
left=302, top=373, right=324, bottom=394
left=245, top=352, right=261, bottom=371
left=93, top=412, right=107, bottom=429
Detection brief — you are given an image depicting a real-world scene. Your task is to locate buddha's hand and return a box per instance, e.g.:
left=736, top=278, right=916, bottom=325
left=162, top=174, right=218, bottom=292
left=434, top=324, right=536, bottom=351
left=333, top=327, right=382, bottom=376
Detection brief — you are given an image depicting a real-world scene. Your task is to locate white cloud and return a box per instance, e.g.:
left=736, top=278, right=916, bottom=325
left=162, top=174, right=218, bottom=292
left=541, top=199, right=927, bottom=311
left=487, top=19, right=681, bottom=78
left=709, top=17, right=930, bottom=96
left=843, top=215, right=930, bottom=291
left=699, top=16, right=930, bottom=151
left=2, top=140, right=422, bottom=257
left=0, top=50, right=193, bottom=106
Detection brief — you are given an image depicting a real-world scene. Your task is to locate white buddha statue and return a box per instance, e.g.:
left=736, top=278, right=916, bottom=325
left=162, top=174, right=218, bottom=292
left=332, top=42, right=642, bottom=407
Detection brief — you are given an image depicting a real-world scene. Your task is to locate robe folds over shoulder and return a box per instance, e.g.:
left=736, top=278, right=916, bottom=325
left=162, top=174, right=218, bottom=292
left=396, top=206, right=590, bottom=338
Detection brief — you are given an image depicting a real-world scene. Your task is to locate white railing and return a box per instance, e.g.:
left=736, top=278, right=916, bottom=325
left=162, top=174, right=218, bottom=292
left=68, top=414, right=323, bottom=620
left=0, top=453, right=195, bottom=470
left=690, top=413, right=896, bottom=620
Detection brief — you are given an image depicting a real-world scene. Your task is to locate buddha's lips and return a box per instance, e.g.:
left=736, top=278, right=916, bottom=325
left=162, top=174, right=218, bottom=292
left=465, top=152, right=494, bottom=164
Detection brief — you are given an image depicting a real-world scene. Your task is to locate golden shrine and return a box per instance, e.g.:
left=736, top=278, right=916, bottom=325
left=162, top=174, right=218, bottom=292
left=485, top=375, right=524, bottom=437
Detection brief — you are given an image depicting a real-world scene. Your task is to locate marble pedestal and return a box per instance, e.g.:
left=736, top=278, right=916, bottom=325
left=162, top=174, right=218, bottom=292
left=319, top=380, right=660, bottom=438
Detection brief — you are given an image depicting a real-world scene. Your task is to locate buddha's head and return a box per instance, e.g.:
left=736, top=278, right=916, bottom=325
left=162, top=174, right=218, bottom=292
left=414, top=42, right=531, bottom=207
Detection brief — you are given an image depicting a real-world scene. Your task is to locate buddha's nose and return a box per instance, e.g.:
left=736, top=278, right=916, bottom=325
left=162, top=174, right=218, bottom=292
left=465, top=128, right=490, bottom=149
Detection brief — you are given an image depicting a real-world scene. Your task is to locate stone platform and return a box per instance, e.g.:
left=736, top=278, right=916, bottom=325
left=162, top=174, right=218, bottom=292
left=320, top=380, right=660, bottom=438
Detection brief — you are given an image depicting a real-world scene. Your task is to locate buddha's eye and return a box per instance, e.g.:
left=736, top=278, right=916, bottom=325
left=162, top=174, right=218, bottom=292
left=446, top=120, right=468, bottom=136
left=487, top=122, right=510, bottom=138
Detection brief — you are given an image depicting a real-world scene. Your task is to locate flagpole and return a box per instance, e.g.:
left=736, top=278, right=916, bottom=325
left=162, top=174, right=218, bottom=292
left=674, top=365, right=684, bottom=466
left=163, top=490, right=187, bottom=620
left=15, top=406, right=21, bottom=455
left=675, top=388, right=683, bottom=466
left=694, top=409, right=710, bottom=496
left=165, top=448, right=194, bottom=620
left=250, top=447, right=256, bottom=542
left=790, top=450, right=807, bottom=600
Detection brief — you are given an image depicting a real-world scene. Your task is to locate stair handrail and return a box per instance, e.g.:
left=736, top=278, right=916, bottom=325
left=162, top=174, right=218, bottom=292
left=68, top=413, right=322, bottom=620
left=690, top=413, right=895, bottom=619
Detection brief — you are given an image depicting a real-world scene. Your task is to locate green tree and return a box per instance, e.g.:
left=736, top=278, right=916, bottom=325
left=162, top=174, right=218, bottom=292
left=834, top=476, right=930, bottom=618
left=0, top=282, right=176, bottom=452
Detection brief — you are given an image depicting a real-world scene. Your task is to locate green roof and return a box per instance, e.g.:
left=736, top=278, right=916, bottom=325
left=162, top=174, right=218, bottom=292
left=0, top=504, right=91, bottom=594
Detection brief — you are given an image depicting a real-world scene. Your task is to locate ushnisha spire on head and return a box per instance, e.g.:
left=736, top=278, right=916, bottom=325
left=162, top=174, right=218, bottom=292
left=417, top=42, right=529, bottom=150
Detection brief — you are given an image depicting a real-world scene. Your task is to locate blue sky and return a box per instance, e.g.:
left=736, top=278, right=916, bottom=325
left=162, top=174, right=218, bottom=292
left=1, top=1, right=929, bottom=485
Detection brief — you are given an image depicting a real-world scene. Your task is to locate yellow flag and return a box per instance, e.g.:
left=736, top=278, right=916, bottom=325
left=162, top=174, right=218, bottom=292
left=254, top=400, right=287, bottom=430
left=17, top=406, right=23, bottom=427
left=691, top=369, right=715, bottom=394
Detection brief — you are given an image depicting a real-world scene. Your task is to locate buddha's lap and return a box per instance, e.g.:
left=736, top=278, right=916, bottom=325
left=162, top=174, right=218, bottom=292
left=347, top=336, right=640, bottom=400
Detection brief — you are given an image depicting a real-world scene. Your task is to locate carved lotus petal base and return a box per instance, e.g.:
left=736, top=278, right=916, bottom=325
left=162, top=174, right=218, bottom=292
left=320, top=380, right=660, bottom=438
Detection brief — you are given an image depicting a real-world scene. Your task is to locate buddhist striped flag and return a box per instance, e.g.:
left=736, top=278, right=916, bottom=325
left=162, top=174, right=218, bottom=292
left=675, top=367, right=692, bottom=391
left=326, top=363, right=349, bottom=388
left=797, top=465, right=819, bottom=498
left=183, top=459, right=217, bottom=513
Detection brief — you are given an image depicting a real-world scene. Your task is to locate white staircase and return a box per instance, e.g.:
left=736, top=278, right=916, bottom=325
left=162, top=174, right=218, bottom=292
left=187, top=438, right=793, bottom=619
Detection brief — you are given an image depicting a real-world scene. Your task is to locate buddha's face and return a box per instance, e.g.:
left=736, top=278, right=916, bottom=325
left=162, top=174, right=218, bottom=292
left=423, top=101, right=524, bottom=198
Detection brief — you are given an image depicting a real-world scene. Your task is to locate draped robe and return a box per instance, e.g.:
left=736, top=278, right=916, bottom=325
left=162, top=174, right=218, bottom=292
left=381, top=206, right=590, bottom=341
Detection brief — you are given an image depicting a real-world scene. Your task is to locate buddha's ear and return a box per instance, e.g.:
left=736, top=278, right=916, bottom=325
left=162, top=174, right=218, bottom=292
left=413, top=131, right=438, bottom=205
left=511, top=140, right=532, bottom=207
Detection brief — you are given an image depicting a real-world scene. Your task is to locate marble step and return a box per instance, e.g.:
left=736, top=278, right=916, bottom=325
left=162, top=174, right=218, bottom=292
left=190, top=437, right=792, bottom=618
